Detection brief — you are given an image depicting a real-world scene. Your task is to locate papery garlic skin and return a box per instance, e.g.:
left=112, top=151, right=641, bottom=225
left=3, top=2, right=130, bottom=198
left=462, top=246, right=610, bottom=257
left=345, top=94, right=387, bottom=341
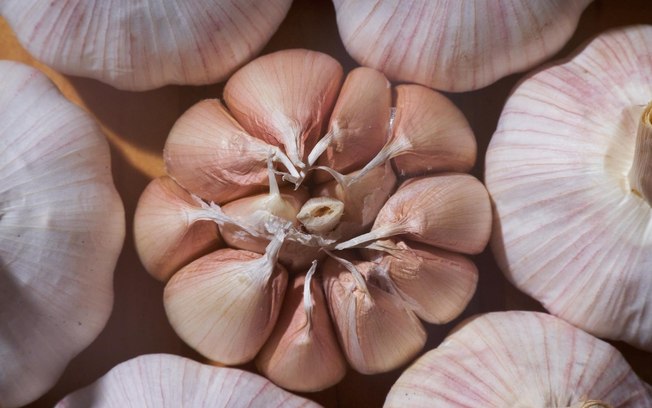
left=385, top=312, right=652, bottom=407
left=333, top=0, right=592, bottom=92
left=56, top=354, right=320, bottom=408
left=0, top=61, right=125, bottom=408
left=486, top=25, right=652, bottom=350
left=1, top=0, right=292, bottom=91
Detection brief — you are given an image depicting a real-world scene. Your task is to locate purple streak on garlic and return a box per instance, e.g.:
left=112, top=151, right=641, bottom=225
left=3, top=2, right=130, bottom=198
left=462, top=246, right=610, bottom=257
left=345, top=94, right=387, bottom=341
left=1, top=0, right=293, bottom=91
left=385, top=312, right=652, bottom=407
left=56, top=354, right=320, bottom=408
left=333, top=0, right=592, bottom=92
left=485, top=25, right=652, bottom=351
left=0, top=61, right=125, bottom=408
left=134, top=176, right=222, bottom=282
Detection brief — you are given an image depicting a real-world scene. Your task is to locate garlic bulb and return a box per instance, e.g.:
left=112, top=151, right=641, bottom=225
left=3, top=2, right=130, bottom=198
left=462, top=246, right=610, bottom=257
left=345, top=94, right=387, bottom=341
left=1, top=0, right=292, bottom=91
left=333, top=0, right=592, bottom=92
left=385, top=312, right=652, bottom=407
left=0, top=61, right=125, bottom=408
left=56, top=354, right=319, bottom=407
left=486, top=25, right=652, bottom=350
left=135, top=48, right=487, bottom=390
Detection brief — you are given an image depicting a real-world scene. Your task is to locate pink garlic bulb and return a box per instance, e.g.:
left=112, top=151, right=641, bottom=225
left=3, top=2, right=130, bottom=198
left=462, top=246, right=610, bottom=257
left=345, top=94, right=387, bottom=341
left=0, top=61, right=125, bottom=408
left=333, top=0, right=593, bottom=92
left=486, top=25, right=652, bottom=351
left=1, top=0, right=293, bottom=90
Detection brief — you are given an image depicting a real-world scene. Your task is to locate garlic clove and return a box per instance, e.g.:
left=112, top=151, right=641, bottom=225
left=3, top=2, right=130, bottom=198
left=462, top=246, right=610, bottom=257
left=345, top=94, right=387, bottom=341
left=2, top=0, right=293, bottom=91
left=333, top=0, right=592, bottom=92
left=485, top=25, right=652, bottom=351
left=56, top=354, right=319, bottom=407
left=134, top=176, right=222, bottom=282
left=336, top=173, right=492, bottom=255
left=322, top=256, right=426, bottom=374
left=256, top=264, right=347, bottom=392
left=385, top=312, right=652, bottom=407
left=224, top=49, right=343, bottom=167
left=0, top=61, right=125, bottom=408
left=363, top=239, right=478, bottom=324
left=391, top=84, right=476, bottom=177
left=310, top=67, right=391, bottom=181
left=164, top=239, right=288, bottom=365
left=164, top=99, right=292, bottom=203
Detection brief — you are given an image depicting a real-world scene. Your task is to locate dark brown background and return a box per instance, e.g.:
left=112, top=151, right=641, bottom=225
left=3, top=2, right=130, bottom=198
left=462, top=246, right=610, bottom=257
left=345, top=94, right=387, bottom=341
left=1, top=0, right=650, bottom=406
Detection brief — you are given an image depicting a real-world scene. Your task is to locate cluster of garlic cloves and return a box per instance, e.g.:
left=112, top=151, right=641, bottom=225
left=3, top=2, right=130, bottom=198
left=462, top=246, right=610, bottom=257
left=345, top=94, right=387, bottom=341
left=135, top=48, right=491, bottom=391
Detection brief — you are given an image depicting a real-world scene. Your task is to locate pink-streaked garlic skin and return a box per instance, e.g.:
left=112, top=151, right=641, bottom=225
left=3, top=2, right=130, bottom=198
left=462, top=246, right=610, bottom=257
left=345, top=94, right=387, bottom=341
left=134, top=176, right=222, bottom=282
left=224, top=49, right=344, bottom=167
left=1, top=0, right=293, bottom=91
left=0, top=61, right=125, bottom=408
left=485, top=25, right=652, bottom=351
left=56, top=354, right=320, bottom=408
left=333, top=0, right=592, bottom=92
left=256, top=273, right=347, bottom=392
left=385, top=312, right=652, bottom=407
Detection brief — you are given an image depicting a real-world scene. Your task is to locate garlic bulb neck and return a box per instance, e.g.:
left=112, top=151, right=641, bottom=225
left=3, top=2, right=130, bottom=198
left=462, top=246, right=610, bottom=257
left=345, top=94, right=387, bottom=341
left=303, top=261, right=318, bottom=328
left=628, top=102, right=652, bottom=205
left=569, top=400, right=611, bottom=408
left=297, top=197, right=344, bottom=233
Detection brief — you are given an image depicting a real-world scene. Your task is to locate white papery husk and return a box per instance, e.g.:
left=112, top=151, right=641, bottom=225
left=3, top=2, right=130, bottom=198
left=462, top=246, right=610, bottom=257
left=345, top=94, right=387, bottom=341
left=333, top=0, right=592, bottom=92
left=1, top=0, right=293, bottom=91
left=0, top=61, right=125, bottom=408
left=385, top=312, right=652, bottom=407
left=486, top=25, right=652, bottom=350
left=55, top=354, right=320, bottom=408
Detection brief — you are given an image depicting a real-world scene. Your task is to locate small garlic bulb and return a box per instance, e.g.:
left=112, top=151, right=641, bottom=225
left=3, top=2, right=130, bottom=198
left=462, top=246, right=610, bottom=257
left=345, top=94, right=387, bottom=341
left=56, top=354, right=319, bottom=407
left=385, top=312, right=652, bottom=407
left=333, top=0, right=593, bottom=91
left=486, top=25, right=652, bottom=351
left=0, top=61, right=125, bottom=408
left=1, top=0, right=293, bottom=90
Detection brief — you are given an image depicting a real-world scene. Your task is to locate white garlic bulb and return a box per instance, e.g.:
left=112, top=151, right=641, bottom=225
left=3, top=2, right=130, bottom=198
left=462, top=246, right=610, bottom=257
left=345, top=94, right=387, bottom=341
left=385, top=312, right=652, bottom=407
left=333, top=0, right=592, bottom=92
left=1, top=0, right=292, bottom=90
left=486, top=25, right=652, bottom=351
left=56, top=354, right=320, bottom=407
left=0, top=61, right=125, bottom=408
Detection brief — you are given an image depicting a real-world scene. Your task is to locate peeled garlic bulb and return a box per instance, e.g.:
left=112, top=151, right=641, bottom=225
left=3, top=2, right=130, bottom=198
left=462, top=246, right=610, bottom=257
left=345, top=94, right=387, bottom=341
left=164, top=238, right=288, bottom=365
left=1, top=0, right=292, bottom=90
left=0, top=61, right=125, bottom=408
left=486, top=25, right=652, bottom=350
left=385, top=312, right=652, bottom=407
left=56, top=354, right=319, bottom=408
left=333, top=0, right=592, bottom=92
left=257, top=264, right=347, bottom=392
left=134, top=176, right=222, bottom=281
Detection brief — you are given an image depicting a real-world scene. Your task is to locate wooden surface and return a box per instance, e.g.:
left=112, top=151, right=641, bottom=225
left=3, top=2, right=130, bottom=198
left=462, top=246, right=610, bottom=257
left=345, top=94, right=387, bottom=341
left=1, top=0, right=650, bottom=407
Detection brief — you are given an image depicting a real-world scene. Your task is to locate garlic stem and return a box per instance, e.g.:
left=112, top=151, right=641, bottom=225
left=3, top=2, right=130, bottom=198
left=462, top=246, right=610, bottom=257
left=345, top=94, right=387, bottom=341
left=312, top=165, right=348, bottom=187
left=307, top=129, right=335, bottom=165
left=348, top=137, right=406, bottom=185
left=267, top=157, right=280, bottom=197
left=628, top=101, right=652, bottom=205
left=303, top=260, right=318, bottom=329
left=323, top=250, right=369, bottom=294
left=334, top=224, right=406, bottom=250
left=297, top=197, right=344, bottom=234
left=569, top=400, right=612, bottom=408
left=188, top=197, right=262, bottom=238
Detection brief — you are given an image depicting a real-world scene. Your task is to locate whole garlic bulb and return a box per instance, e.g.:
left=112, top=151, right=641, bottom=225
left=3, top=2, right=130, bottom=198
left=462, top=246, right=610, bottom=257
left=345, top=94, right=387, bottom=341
left=1, top=0, right=292, bottom=91
left=486, top=25, right=652, bottom=350
left=385, top=312, right=652, bottom=407
left=333, top=0, right=593, bottom=92
left=56, top=354, right=320, bottom=407
left=135, top=49, right=490, bottom=391
left=0, top=61, right=125, bottom=408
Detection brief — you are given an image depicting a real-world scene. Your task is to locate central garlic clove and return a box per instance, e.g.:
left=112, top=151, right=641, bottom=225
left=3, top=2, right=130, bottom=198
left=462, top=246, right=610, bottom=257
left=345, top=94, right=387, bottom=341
left=296, top=197, right=345, bottom=234
left=628, top=101, right=652, bottom=205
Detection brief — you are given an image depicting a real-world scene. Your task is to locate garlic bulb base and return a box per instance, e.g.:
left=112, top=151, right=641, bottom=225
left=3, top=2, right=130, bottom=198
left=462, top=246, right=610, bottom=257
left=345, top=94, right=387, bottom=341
left=628, top=101, right=652, bottom=205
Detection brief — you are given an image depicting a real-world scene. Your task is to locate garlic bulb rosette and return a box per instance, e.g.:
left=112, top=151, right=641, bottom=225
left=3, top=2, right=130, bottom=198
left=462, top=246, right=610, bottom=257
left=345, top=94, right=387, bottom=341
left=486, top=25, right=652, bottom=350
left=1, top=0, right=292, bottom=91
left=333, top=0, right=592, bottom=92
left=56, top=354, right=320, bottom=408
left=134, top=49, right=491, bottom=391
left=0, top=61, right=125, bottom=408
left=385, top=312, right=652, bottom=407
